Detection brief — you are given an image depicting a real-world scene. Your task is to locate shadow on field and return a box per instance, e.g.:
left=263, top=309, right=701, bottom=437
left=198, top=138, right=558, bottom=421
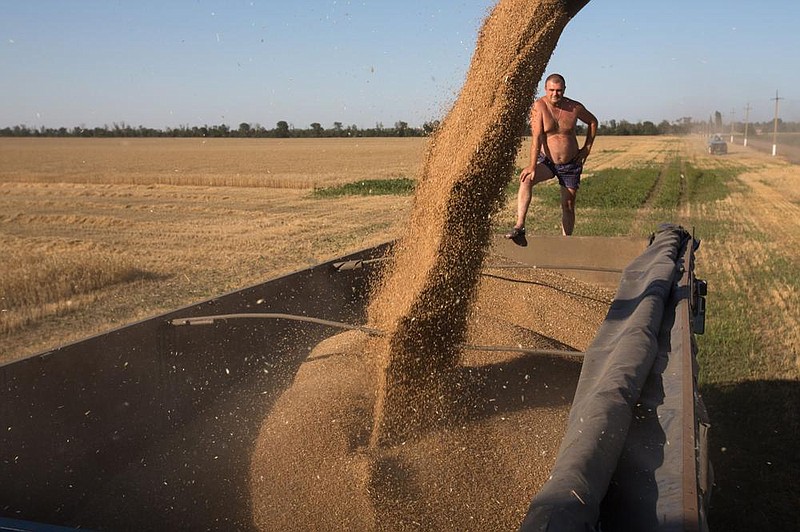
left=704, top=379, right=800, bottom=531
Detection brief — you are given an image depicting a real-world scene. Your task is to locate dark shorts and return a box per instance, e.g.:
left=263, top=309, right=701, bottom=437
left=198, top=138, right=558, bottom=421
left=537, top=153, right=583, bottom=190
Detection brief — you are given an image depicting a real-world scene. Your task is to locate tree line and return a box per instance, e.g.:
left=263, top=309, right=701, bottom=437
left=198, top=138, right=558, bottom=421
left=2, top=118, right=799, bottom=138
left=0, top=120, right=436, bottom=138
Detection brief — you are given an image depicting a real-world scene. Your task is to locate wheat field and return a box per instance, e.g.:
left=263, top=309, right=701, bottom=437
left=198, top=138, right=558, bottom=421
left=0, top=135, right=656, bottom=361
left=1, top=135, right=795, bottom=370
left=1, top=137, right=431, bottom=361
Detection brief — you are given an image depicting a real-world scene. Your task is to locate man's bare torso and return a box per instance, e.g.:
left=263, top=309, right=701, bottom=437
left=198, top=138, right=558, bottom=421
left=536, top=97, right=581, bottom=164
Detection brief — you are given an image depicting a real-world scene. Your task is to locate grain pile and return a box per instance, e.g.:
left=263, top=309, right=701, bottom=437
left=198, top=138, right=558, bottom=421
left=250, top=0, right=595, bottom=529
left=249, top=262, right=612, bottom=530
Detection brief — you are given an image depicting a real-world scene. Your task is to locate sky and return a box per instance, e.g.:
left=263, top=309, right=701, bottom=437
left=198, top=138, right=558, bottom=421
left=2, top=0, right=799, bottom=130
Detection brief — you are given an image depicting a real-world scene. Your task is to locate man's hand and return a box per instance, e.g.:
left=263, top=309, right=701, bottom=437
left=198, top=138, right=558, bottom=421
left=519, top=165, right=534, bottom=183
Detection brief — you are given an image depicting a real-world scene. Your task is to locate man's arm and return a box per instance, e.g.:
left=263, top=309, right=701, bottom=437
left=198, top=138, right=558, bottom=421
left=522, top=101, right=544, bottom=182
left=577, top=105, right=598, bottom=163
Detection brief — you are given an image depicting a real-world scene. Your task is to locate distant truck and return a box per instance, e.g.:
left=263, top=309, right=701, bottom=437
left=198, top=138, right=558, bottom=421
left=708, top=134, right=727, bottom=155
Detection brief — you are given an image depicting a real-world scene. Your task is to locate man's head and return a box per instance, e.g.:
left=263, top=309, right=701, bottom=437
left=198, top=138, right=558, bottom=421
left=544, top=73, right=566, bottom=105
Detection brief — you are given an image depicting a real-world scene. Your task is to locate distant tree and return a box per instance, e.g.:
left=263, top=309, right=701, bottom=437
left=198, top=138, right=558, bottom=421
left=14, top=114, right=797, bottom=138
left=275, top=121, right=290, bottom=138
left=209, top=123, right=230, bottom=137
left=422, top=120, right=440, bottom=135
left=617, top=120, right=632, bottom=136
left=714, top=111, right=723, bottom=132
left=394, top=120, right=408, bottom=137
left=640, top=120, right=658, bottom=135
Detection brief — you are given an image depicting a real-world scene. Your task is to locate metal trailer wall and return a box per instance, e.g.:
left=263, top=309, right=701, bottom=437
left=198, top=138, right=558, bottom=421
left=1, top=244, right=389, bottom=531
left=2, top=227, right=710, bottom=531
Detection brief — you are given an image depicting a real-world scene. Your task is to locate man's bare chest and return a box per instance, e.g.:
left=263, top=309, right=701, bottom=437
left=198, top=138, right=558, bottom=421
left=542, top=103, right=576, bottom=134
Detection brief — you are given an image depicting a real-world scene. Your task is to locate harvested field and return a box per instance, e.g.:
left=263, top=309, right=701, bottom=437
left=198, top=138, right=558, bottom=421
left=0, top=137, right=425, bottom=189
left=0, top=137, right=424, bottom=361
left=1, top=135, right=665, bottom=363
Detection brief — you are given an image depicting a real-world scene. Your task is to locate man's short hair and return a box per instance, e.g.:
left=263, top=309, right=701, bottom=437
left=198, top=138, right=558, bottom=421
left=545, top=73, right=566, bottom=86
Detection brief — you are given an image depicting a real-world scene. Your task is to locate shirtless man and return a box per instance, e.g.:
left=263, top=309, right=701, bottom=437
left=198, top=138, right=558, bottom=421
left=506, top=73, right=598, bottom=238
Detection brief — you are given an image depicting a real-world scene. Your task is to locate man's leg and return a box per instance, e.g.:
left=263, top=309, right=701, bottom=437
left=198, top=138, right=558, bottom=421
left=513, top=179, right=533, bottom=230
left=512, top=163, right=554, bottom=230
left=560, top=186, right=577, bottom=236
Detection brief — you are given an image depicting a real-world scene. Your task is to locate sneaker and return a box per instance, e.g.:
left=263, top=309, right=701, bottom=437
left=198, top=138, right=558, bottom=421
left=504, top=227, right=525, bottom=239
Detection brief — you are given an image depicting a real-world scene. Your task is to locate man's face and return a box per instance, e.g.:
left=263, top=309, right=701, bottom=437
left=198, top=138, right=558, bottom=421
left=545, top=81, right=565, bottom=105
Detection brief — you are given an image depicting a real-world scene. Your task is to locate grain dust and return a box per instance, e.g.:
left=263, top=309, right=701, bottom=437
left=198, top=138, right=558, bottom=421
left=368, top=0, right=579, bottom=446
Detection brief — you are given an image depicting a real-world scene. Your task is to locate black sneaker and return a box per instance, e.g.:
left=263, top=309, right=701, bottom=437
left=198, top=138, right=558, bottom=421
left=504, top=227, right=525, bottom=239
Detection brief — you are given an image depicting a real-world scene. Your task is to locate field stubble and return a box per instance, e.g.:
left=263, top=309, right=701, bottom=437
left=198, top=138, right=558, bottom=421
left=1, top=137, right=426, bottom=361
left=0, top=137, right=424, bottom=189
left=677, top=136, right=800, bottom=531
left=2, top=135, right=797, bottom=373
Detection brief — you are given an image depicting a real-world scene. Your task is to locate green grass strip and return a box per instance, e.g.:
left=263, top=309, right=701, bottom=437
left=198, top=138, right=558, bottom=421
left=652, top=158, right=683, bottom=209
left=313, top=178, right=415, bottom=198
left=684, top=164, right=746, bottom=203
left=580, top=166, right=660, bottom=209
left=508, top=166, right=660, bottom=210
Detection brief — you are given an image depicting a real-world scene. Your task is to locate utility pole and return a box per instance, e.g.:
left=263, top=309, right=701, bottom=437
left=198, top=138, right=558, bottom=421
left=743, top=103, right=751, bottom=147
left=729, top=108, right=735, bottom=143
left=771, top=90, right=783, bottom=156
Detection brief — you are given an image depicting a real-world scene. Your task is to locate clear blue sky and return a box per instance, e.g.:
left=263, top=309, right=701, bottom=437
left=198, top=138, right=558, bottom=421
left=2, top=0, right=798, bottom=130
